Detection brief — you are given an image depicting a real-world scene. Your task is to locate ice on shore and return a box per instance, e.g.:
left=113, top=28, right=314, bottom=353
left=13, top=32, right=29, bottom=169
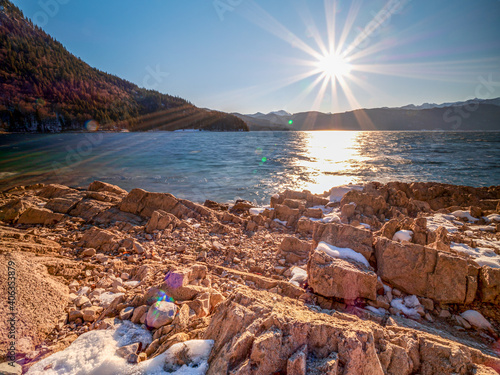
left=249, top=206, right=271, bottom=215
left=475, top=238, right=500, bottom=252
left=289, top=267, right=307, bottom=287
left=27, top=320, right=152, bottom=375
left=485, top=214, right=500, bottom=223
left=136, top=340, right=214, bottom=375
left=273, top=218, right=288, bottom=226
left=317, top=241, right=369, bottom=268
left=328, top=184, right=363, bottom=203
left=425, top=213, right=459, bottom=233
left=366, top=306, right=386, bottom=315
left=27, top=320, right=214, bottom=375
left=392, top=230, right=413, bottom=242
left=451, top=210, right=478, bottom=222
left=450, top=242, right=500, bottom=268
left=302, top=207, right=341, bottom=224
left=98, top=291, right=125, bottom=307
left=477, top=225, right=496, bottom=232
left=390, top=298, right=421, bottom=319
left=321, top=211, right=341, bottom=223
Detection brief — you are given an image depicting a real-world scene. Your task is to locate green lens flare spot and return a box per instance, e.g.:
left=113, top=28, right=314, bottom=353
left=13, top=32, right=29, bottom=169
left=261, top=157, right=267, bottom=162
left=288, top=120, right=293, bottom=125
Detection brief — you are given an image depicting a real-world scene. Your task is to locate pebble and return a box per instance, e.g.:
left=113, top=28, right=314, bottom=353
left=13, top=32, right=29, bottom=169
left=81, top=248, right=96, bottom=257
left=119, top=306, right=134, bottom=320
left=74, top=295, right=90, bottom=307
left=439, top=310, right=451, bottom=319
left=454, top=315, right=471, bottom=329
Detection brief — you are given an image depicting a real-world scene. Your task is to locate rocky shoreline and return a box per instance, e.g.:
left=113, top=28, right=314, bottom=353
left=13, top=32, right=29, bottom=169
left=0, top=180, right=499, bottom=374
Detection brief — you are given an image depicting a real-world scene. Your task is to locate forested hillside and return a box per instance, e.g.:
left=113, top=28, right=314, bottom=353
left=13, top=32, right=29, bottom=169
left=0, top=0, right=248, bottom=132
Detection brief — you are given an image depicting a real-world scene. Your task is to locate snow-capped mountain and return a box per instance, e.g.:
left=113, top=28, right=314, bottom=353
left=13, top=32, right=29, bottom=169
left=399, top=98, right=500, bottom=110
left=269, top=110, right=292, bottom=116
left=246, top=110, right=292, bottom=118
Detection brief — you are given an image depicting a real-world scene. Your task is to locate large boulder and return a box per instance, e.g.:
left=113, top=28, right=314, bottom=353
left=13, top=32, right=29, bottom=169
left=340, top=190, right=388, bottom=216
left=87, top=180, right=127, bottom=196
left=296, top=217, right=315, bottom=235
left=374, top=238, right=478, bottom=304
left=44, top=195, right=82, bottom=214
left=279, top=236, right=311, bottom=264
left=92, top=207, right=143, bottom=226
left=145, top=210, right=180, bottom=233
left=273, top=189, right=329, bottom=208
left=307, top=249, right=377, bottom=301
left=80, top=227, right=122, bottom=252
left=68, top=199, right=114, bottom=222
left=204, top=288, right=498, bottom=375
left=205, top=289, right=384, bottom=375
left=479, top=267, right=500, bottom=305
left=0, top=199, right=31, bottom=222
left=17, top=207, right=64, bottom=225
left=37, top=184, right=78, bottom=199
left=120, top=188, right=215, bottom=220
left=274, top=204, right=301, bottom=227
left=313, top=222, right=373, bottom=262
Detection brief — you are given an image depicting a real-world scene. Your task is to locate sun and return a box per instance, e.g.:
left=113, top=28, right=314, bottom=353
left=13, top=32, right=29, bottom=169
left=316, top=53, right=352, bottom=80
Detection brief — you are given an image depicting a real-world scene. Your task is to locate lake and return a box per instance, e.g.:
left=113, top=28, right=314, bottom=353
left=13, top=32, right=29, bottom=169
left=1, top=131, right=499, bottom=204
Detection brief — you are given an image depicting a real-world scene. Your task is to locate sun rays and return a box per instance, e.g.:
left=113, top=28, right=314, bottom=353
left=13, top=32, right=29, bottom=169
left=212, top=0, right=383, bottom=115
left=212, top=0, right=498, bottom=118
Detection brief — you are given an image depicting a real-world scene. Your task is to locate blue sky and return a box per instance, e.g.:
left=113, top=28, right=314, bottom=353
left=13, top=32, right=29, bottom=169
left=13, top=0, right=500, bottom=114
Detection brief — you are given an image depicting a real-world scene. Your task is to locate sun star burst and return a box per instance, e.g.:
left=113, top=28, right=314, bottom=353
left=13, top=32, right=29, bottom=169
left=316, top=53, right=352, bottom=80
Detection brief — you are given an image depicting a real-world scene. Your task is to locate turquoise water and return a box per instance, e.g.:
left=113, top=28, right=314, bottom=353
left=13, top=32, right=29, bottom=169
left=0, top=131, right=499, bottom=204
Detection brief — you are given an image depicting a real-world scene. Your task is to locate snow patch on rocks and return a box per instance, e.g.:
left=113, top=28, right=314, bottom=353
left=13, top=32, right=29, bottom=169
left=317, top=241, right=369, bottom=268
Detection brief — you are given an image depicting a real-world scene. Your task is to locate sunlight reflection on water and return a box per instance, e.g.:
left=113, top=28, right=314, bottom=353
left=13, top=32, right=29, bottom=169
left=297, top=131, right=360, bottom=192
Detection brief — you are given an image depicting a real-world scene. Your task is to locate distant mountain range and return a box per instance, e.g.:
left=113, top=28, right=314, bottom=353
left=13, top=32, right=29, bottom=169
left=398, top=97, right=500, bottom=111
left=0, top=0, right=248, bottom=132
left=233, top=98, right=500, bottom=131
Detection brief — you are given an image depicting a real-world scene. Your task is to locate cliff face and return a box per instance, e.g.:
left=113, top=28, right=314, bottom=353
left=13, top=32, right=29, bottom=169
left=0, top=1, right=248, bottom=132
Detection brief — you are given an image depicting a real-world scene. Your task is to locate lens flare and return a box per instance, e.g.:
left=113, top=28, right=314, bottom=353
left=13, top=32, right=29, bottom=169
left=154, top=289, right=175, bottom=304
left=85, top=120, right=99, bottom=132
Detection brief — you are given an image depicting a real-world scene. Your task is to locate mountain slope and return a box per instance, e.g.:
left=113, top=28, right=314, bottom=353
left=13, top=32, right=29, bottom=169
left=0, top=0, right=248, bottom=132
left=400, top=97, right=500, bottom=110
left=232, top=112, right=293, bottom=131
left=288, top=103, right=500, bottom=131
left=236, top=99, right=500, bottom=131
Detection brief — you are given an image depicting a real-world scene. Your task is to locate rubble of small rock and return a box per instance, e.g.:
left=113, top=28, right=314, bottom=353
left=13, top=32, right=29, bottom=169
left=0, top=180, right=499, bottom=374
